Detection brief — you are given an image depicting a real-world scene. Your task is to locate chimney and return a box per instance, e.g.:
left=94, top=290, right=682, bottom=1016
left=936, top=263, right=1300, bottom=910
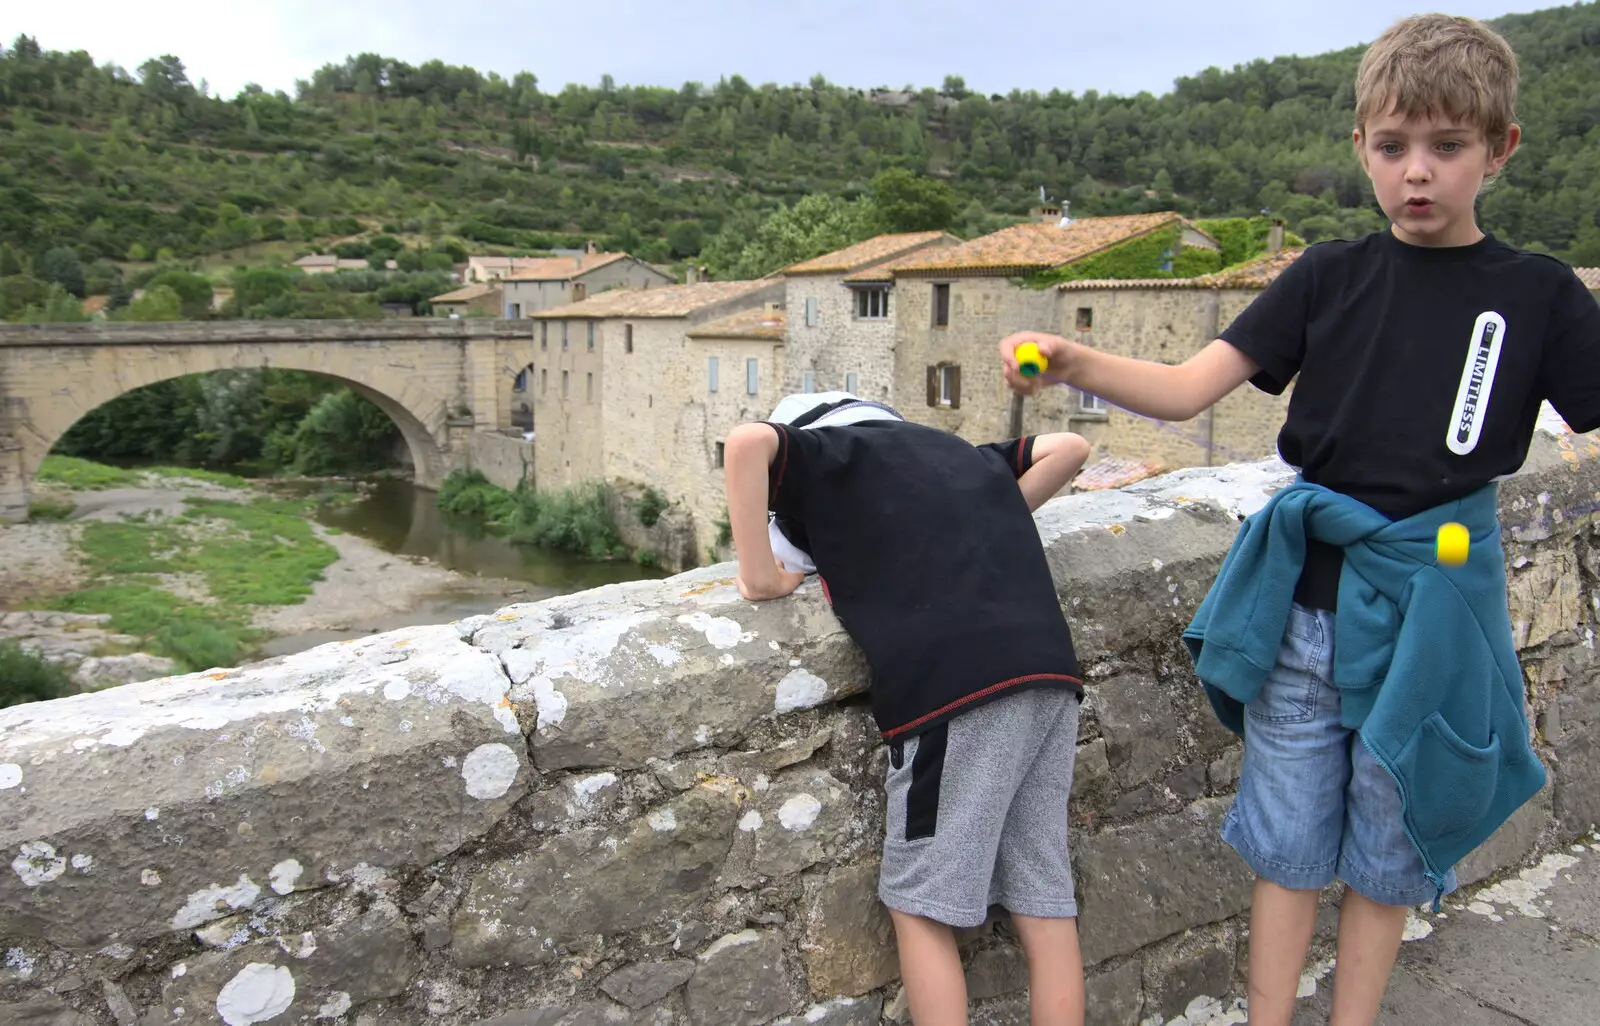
left=585, top=239, right=598, bottom=255
left=1030, top=202, right=1063, bottom=223
left=1267, top=222, right=1285, bottom=254
left=686, top=266, right=699, bottom=285
left=762, top=301, right=780, bottom=319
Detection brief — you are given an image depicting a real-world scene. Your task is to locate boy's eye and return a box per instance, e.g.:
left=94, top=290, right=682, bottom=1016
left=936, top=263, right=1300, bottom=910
left=1379, top=143, right=1402, bottom=155
left=1438, top=141, right=1462, bottom=153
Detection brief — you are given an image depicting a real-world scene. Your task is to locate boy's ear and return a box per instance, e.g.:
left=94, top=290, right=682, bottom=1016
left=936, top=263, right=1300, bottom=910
left=1351, top=128, right=1370, bottom=172
left=1487, top=123, right=1522, bottom=174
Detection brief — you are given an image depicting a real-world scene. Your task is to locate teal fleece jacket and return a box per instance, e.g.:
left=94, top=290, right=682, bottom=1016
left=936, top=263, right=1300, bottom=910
left=1182, top=479, right=1545, bottom=898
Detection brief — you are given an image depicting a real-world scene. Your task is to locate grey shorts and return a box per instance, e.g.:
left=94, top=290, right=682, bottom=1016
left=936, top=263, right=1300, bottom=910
left=879, top=687, right=1081, bottom=928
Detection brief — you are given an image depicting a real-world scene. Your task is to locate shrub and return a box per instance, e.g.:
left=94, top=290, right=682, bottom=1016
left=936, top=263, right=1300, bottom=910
left=635, top=487, right=668, bottom=528
left=0, top=642, right=74, bottom=708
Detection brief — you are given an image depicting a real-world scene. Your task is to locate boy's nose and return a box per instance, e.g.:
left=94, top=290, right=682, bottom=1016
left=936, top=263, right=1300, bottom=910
left=1405, top=158, right=1433, bottom=183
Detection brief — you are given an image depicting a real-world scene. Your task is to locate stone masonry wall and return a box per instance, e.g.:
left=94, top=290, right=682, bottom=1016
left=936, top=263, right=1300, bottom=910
left=468, top=433, right=536, bottom=492
left=784, top=277, right=897, bottom=405
left=1, top=426, right=1596, bottom=1026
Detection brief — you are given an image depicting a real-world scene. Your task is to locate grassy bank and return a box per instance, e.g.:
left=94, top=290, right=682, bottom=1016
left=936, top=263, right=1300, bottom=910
left=437, top=470, right=645, bottom=563
left=24, top=457, right=340, bottom=671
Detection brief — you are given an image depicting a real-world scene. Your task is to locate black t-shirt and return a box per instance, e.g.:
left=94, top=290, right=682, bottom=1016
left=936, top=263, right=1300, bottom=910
left=1222, top=229, right=1600, bottom=520
left=764, top=417, right=1081, bottom=742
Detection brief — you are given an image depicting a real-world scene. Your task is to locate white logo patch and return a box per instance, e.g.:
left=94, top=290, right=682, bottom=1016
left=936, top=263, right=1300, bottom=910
left=1446, top=311, right=1507, bottom=455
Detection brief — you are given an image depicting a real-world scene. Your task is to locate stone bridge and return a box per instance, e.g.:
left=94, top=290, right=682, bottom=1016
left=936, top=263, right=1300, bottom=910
left=0, top=320, right=542, bottom=521
left=0, top=426, right=1597, bottom=1025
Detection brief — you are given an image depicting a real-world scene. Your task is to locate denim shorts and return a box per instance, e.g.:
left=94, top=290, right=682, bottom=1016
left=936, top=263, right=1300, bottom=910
left=1222, top=603, right=1458, bottom=907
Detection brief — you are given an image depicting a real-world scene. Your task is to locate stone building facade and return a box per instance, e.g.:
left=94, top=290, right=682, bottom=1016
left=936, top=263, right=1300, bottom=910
left=781, top=231, right=957, bottom=404
left=530, top=280, right=785, bottom=563
left=501, top=249, right=676, bottom=320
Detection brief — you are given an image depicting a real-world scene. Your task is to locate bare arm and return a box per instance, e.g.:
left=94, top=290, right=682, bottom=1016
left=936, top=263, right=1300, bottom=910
left=999, top=333, right=1260, bottom=422
left=1017, top=432, right=1092, bottom=511
left=723, top=423, right=806, bottom=601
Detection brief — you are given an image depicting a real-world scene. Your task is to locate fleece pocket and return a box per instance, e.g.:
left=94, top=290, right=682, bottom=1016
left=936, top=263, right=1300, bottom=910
left=1391, top=713, right=1501, bottom=851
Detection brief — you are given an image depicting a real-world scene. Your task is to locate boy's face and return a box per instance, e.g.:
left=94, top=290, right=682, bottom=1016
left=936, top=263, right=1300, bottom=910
left=1354, top=107, right=1520, bottom=248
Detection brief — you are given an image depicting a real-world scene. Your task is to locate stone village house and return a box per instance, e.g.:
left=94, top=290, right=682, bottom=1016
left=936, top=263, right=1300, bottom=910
left=429, top=282, right=503, bottom=318
left=781, top=230, right=960, bottom=403
left=527, top=280, right=785, bottom=559
left=499, top=245, right=677, bottom=320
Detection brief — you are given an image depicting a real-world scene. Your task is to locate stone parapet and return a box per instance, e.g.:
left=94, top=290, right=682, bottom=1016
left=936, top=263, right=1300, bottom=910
left=0, top=428, right=1595, bottom=1025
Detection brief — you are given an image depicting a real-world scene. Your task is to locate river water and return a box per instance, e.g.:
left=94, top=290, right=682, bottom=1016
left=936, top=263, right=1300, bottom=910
left=256, top=477, right=666, bottom=656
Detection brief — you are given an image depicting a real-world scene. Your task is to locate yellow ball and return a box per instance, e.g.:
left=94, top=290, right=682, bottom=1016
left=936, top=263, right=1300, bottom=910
left=1437, top=521, right=1470, bottom=566
left=1015, top=341, right=1047, bottom=378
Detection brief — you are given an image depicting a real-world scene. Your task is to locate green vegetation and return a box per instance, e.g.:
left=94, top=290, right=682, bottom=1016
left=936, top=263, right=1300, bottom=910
left=36, top=455, right=139, bottom=489
left=0, top=642, right=74, bottom=708
left=5, top=4, right=1600, bottom=318
left=26, top=497, right=76, bottom=521
left=438, top=469, right=624, bottom=560
left=38, top=490, right=339, bottom=671
left=634, top=487, right=669, bottom=528
left=51, top=369, right=400, bottom=479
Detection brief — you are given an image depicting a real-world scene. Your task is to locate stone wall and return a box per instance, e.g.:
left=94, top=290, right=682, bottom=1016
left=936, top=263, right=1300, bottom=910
left=1052, top=285, right=1289, bottom=470
left=468, top=433, right=536, bottom=492
left=1, top=427, right=1596, bottom=1026
left=783, top=276, right=898, bottom=405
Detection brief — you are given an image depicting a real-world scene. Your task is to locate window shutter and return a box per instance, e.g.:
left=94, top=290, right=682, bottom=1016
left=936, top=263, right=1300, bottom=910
left=950, top=365, right=961, bottom=409
left=926, top=365, right=938, bottom=406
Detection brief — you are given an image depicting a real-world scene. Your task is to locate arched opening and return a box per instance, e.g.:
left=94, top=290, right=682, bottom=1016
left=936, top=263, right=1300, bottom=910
left=36, top=368, right=440, bottom=491
left=510, top=362, right=537, bottom=438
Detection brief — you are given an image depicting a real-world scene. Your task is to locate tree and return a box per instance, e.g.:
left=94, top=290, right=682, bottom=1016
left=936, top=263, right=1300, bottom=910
left=64, top=143, right=94, bottom=181
left=122, top=284, right=185, bottom=321
left=143, top=271, right=214, bottom=318
left=666, top=221, right=704, bottom=258
left=708, top=194, right=879, bottom=280
left=869, top=168, right=959, bottom=233
left=37, top=248, right=86, bottom=298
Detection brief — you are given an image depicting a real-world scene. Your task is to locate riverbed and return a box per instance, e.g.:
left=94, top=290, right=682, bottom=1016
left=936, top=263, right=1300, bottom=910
left=0, top=472, right=666, bottom=675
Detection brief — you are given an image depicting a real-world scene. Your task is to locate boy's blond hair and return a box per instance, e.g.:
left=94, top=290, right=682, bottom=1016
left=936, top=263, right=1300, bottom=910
left=1355, top=13, right=1519, bottom=152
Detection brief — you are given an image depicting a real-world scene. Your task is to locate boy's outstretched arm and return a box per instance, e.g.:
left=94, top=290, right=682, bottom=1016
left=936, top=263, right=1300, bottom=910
left=724, top=423, right=807, bottom=601
left=1017, top=432, right=1092, bottom=512
left=998, top=333, right=1259, bottom=422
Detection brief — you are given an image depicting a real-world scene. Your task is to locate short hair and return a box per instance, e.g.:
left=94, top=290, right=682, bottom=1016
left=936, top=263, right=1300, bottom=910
left=1354, top=13, right=1519, bottom=151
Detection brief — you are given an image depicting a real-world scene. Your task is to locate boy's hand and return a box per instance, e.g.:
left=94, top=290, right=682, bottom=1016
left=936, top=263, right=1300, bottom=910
left=999, top=331, right=1074, bottom=395
left=738, top=558, right=806, bottom=601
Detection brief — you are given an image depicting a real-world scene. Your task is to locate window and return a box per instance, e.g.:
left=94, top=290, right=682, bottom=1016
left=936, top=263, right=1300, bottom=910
left=561, top=322, right=569, bottom=350
left=1076, top=306, right=1093, bottom=331
left=562, top=370, right=569, bottom=397
left=1077, top=389, right=1107, bottom=414
left=715, top=442, right=726, bottom=469
left=586, top=372, right=594, bottom=402
left=845, top=372, right=858, bottom=394
left=707, top=356, right=719, bottom=393
left=541, top=368, right=547, bottom=393
left=926, top=363, right=961, bottom=408
left=514, top=370, right=527, bottom=391
left=507, top=302, right=522, bottom=319
left=855, top=288, right=889, bottom=319
left=802, top=370, right=815, bottom=393
left=540, top=322, right=548, bottom=350
left=573, top=283, right=587, bottom=302
left=587, top=321, right=595, bottom=351
left=932, top=284, right=950, bottom=327
left=746, top=358, right=759, bottom=395
left=804, top=297, right=819, bottom=327
left=624, top=324, right=634, bottom=353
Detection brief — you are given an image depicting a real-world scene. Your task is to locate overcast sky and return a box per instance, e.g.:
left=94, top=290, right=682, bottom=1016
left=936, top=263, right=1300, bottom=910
left=10, top=1, right=1562, bottom=100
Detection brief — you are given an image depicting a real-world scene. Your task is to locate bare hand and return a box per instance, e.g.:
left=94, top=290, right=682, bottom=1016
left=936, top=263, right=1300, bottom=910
left=998, top=331, right=1073, bottom=396
left=738, top=558, right=807, bottom=601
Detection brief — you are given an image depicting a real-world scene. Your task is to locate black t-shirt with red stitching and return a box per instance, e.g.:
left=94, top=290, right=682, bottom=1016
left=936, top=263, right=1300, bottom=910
left=763, top=417, right=1081, bottom=742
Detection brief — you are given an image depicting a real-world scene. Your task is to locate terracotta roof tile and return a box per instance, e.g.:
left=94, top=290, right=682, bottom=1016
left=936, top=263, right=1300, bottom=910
left=430, top=283, right=501, bottom=303
left=875, top=213, right=1186, bottom=277
left=503, top=252, right=630, bottom=281
left=533, top=280, right=775, bottom=319
left=1073, top=456, right=1164, bottom=491
left=687, top=307, right=787, bottom=340
left=1574, top=266, right=1600, bottom=289
left=784, top=231, right=956, bottom=275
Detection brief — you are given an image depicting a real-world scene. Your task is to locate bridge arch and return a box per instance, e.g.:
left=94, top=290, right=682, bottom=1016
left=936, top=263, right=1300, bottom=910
left=0, top=320, right=531, bottom=521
